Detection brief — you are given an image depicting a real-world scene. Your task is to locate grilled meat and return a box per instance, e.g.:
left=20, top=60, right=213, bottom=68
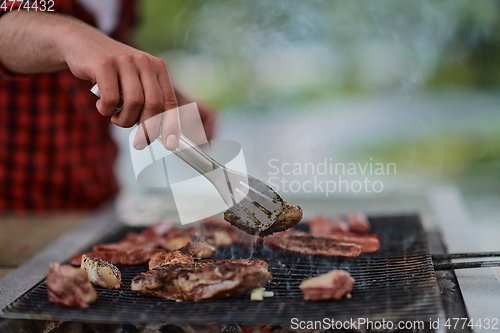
left=308, top=215, right=349, bottom=236
left=149, top=242, right=215, bottom=269
left=299, top=270, right=355, bottom=301
left=92, top=232, right=160, bottom=251
left=161, top=236, right=192, bottom=251
left=224, top=202, right=303, bottom=237
left=199, top=229, right=233, bottom=247
left=319, top=231, right=380, bottom=253
left=71, top=248, right=164, bottom=267
left=81, top=255, right=122, bottom=289
left=347, top=212, right=371, bottom=233
left=131, top=259, right=272, bottom=302
left=160, top=226, right=197, bottom=251
left=148, top=250, right=194, bottom=269
left=200, top=218, right=259, bottom=247
left=182, top=241, right=216, bottom=259
left=264, top=232, right=363, bottom=257
left=46, top=263, right=97, bottom=308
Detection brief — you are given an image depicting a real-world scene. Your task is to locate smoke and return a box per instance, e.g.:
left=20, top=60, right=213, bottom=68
left=161, top=0, right=500, bottom=106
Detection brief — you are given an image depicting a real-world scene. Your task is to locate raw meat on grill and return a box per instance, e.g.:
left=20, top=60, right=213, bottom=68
left=299, top=269, right=355, bottom=301
left=224, top=202, right=303, bottom=237
left=81, top=255, right=122, bottom=289
left=131, top=259, right=272, bottom=302
left=308, top=215, right=349, bottom=236
left=71, top=248, right=164, bottom=267
left=263, top=232, right=363, bottom=257
left=46, top=263, right=97, bottom=308
left=347, top=212, right=371, bottom=233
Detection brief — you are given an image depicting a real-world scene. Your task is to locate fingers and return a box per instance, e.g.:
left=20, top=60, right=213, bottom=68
left=91, top=47, right=181, bottom=151
left=132, top=57, right=165, bottom=149
left=111, top=58, right=143, bottom=128
left=94, top=66, right=120, bottom=117
left=156, top=59, right=180, bottom=150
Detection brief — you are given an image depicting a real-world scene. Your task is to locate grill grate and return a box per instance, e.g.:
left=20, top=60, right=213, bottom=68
left=1, top=215, right=444, bottom=325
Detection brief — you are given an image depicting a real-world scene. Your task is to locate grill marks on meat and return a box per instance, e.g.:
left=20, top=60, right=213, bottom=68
left=299, top=270, right=355, bottom=301
left=46, top=263, right=97, bottom=308
left=71, top=248, right=164, bottom=267
left=131, top=259, right=272, bottom=302
left=224, top=202, right=303, bottom=237
left=81, top=255, right=122, bottom=289
left=264, top=232, right=363, bottom=257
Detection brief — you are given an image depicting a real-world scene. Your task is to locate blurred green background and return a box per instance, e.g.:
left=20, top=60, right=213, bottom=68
left=129, top=0, right=500, bottom=198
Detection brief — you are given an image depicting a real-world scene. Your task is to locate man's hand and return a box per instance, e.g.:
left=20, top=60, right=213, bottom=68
left=0, top=11, right=181, bottom=150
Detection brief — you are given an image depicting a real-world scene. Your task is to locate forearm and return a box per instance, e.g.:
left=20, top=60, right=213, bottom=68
left=0, top=10, right=86, bottom=74
left=0, top=9, right=185, bottom=150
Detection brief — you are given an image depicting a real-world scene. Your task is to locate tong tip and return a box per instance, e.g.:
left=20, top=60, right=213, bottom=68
left=224, top=202, right=303, bottom=237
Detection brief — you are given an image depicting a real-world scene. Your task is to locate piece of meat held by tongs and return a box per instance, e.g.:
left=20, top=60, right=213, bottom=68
left=171, top=137, right=305, bottom=235
left=170, top=137, right=302, bottom=236
left=91, top=84, right=302, bottom=237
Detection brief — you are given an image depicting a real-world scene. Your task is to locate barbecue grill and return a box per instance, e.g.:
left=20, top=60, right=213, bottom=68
left=1, top=186, right=499, bottom=333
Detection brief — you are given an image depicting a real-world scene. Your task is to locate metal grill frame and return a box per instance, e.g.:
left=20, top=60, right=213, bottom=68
left=1, top=215, right=445, bottom=328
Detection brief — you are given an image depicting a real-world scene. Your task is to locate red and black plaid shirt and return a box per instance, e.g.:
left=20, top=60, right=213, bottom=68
left=0, top=0, right=137, bottom=211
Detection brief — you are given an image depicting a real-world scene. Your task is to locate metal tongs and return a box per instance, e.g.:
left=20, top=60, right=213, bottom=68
left=91, top=84, right=285, bottom=234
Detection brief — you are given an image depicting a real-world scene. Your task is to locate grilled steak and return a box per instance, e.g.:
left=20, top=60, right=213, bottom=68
left=347, top=212, right=371, bottom=233
left=148, top=249, right=194, bottom=269
left=264, top=232, right=363, bottom=257
left=71, top=248, right=164, bottom=267
left=81, top=255, right=122, bottom=289
left=131, top=259, right=272, bottom=301
left=224, top=202, right=303, bottom=237
left=46, top=263, right=97, bottom=308
left=299, top=270, right=355, bottom=301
